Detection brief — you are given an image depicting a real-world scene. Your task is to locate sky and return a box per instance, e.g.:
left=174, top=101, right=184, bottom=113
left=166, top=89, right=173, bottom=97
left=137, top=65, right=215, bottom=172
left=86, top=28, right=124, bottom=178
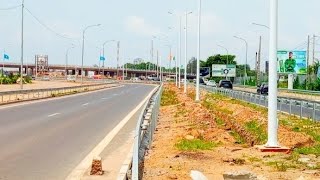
left=0, top=0, right=320, bottom=70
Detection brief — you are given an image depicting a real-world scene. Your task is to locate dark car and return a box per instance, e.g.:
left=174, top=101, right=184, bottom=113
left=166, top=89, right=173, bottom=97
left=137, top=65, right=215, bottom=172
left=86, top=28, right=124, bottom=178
left=218, top=80, right=233, bottom=89
left=193, top=78, right=206, bottom=84
left=257, top=83, right=268, bottom=95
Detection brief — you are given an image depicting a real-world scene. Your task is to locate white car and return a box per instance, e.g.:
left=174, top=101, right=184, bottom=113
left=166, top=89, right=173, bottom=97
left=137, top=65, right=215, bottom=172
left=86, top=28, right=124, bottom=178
left=206, top=80, right=217, bottom=87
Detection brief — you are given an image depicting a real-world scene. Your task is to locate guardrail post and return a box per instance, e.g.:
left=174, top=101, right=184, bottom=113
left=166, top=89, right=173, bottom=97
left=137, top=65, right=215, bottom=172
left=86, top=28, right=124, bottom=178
left=278, top=99, right=281, bottom=112
left=289, top=100, right=292, bottom=115
left=300, top=101, right=303, bottom=119
left=313, top=103, right=316, bottom=121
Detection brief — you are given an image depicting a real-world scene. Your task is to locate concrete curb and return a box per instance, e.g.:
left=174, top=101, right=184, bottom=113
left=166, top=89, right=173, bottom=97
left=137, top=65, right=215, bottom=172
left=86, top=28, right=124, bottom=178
left=117, top=144, right=134, bottom=180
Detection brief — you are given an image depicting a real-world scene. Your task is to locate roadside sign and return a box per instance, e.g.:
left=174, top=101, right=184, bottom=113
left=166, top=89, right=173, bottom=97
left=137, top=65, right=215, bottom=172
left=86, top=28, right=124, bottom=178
left=212, top=64, right=236, bottom=77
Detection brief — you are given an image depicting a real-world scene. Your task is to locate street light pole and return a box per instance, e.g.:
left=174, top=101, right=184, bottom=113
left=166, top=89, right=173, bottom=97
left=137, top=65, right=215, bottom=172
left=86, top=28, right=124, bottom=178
left=195, top=0, right=202, bottom=102
left=234, top=36, right=248, bottom=85
left=81, top=24, right=101, bottom=84
left=252, top=22, right=270, bottom=29
left=20, top=0, right=24, bottom=90
left=168, top=12, right=183, bottom=89
left=217, top=44, right=229, bottom=65
left=266, top=0, right=279, bottom=147
left=102, top=40, right=115, bottom=77
left=184, top=11, right=192, bottom=94
left=65, top=45, right=75, bottom=79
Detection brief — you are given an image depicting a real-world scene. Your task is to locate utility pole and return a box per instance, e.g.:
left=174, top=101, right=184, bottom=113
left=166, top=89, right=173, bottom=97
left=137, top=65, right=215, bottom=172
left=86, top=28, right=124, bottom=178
left=257, top=36, right=262, bottom=86
left=179, top=16, right=182, bottom=88
left=20, top=0, right=25, bottom=90
left=157, top=50, right=159, bottom=78
left=151, top=40, right=154, bottom=71
left=307, top=35, right=310, bottom=65
left=117, top=41, right=120, bottom=79
left=313, top=34, right=316, bottom=65
left=195, top=0, right=202, bottom=102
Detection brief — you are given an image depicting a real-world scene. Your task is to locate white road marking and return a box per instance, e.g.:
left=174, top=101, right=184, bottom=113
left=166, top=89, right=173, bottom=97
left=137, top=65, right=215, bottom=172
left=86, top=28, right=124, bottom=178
left=102, top=97, right=111, bottom=100
left=48, top=113, right=60, bottom=117
left=82, top=103, right=89, bottom=106
left=65, top=86, right=158, bottom=180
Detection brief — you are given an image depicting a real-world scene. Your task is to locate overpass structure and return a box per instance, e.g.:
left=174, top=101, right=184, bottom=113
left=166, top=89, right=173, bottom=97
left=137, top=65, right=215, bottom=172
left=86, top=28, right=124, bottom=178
left=0, top=62, right=196, bottom=79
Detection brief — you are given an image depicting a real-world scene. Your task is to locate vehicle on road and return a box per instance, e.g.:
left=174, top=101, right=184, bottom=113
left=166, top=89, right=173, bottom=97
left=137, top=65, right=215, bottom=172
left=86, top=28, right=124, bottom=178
left=130, top=77, right=140, bottom=82
left=206, top=80, right=217, bottom=87
left=181, top=79, right=189, bottom=83
left=67, top=75, right=76, bottom=82
left=42, top=76, right=50, bottom=81
left=257, top=83, right=268, bottom=95
left=193, top=78, right=206, bottom=85
left=218, top=80, right=233, bottom=89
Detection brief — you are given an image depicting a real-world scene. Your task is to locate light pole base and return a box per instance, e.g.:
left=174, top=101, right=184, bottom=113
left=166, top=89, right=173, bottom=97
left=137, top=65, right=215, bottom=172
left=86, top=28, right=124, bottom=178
left=255, top=145, right=290, bottom=153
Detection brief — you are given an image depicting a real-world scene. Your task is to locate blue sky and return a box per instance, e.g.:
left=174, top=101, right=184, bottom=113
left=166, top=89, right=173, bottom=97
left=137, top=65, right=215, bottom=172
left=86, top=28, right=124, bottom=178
left=0, top=0, right=320, bottom=69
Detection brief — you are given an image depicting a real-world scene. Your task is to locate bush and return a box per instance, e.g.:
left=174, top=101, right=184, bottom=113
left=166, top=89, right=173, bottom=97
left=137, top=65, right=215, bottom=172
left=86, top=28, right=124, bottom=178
left=0, top=74, right=32, bottom=84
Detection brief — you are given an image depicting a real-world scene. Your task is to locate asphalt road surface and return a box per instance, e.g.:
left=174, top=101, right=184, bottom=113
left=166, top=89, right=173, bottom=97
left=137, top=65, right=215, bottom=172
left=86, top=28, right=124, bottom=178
left=0, top=84, right=156, bottom=180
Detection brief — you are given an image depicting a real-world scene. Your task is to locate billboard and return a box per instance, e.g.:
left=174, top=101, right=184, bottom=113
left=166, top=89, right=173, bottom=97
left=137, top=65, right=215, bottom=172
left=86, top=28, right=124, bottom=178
left=35, top=55, right=49, bottom=75
left=277, top=51, right=307, bottom=74
left=212, top=64, right=236, bottom=77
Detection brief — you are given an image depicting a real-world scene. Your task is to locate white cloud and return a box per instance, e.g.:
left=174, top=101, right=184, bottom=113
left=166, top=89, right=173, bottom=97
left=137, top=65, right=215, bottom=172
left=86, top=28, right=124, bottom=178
left=124, top=16, right=159, bottom=36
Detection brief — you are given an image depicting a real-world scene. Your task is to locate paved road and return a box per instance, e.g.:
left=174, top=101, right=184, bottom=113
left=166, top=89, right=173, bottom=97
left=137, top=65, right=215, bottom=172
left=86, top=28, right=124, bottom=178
left=0, top=84, right=156, bottom=180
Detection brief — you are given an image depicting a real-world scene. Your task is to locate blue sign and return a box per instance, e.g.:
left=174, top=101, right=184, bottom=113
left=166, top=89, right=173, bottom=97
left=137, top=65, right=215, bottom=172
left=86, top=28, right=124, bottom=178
left=3, top=54, right=9, bottom=60
left=100, top=56, right=106, bottom=61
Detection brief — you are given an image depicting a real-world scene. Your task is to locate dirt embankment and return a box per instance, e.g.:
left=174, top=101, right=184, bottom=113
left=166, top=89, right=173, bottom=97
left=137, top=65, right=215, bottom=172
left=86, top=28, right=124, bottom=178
left=143, top=84, right=320, bottom=180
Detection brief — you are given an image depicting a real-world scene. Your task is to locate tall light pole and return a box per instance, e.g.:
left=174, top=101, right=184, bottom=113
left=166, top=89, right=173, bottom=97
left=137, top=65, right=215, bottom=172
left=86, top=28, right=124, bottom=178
left=266, top=0, right=279, bottom=148
left=20, top=0, right=24, bottom=90
left=217, top=44, right=229, bottom=79
left=234, top=36, right=248, bottom=85
left=195, top=0, right=202, bottom=102
left=81, top=24, right=101, bottom=84
left=217, top=44, right=229, bottom=65
left=252, top=22, right=270, bottom=29
left=184, top=11, right=192, bottom=94
left=65, top=45, right=75, bottom=78
left=168, top=12, right=183, bottom=89
left=102, top=40, right=115, bottom=77
left=252, top=22, right=269, bottom=86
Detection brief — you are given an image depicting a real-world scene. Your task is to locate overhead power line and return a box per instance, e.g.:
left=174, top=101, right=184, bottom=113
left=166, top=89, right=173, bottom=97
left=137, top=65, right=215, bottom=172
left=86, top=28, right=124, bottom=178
left=0, top=5, right=21, bottom=10
left=24, top=7, right=78, bottom=40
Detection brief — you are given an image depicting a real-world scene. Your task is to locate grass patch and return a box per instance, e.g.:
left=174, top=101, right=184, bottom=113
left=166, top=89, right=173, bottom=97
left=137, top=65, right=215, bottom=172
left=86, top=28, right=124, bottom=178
left=266, top=161, right=297, bottom=172
left=247, top=156, right=262, bottom=163
left=229, top=130, right=246, bottom=144
left=244, top=120, right=267, bottom=144
left=216, top=118, right=225, bottom=127
left=175, top=139, right=218, bottom=151
left=295, top=144, right=320, bottom=156
left=161, top=89, right=179, bottom=106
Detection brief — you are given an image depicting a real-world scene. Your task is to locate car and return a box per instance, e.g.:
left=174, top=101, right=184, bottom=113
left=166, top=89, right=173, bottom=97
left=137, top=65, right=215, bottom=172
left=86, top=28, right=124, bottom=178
left=180, top=79, right=189, bottom=83
left=206, top=80, right=217, bottom=87
left=42, top=76, right=50, bottom=81
left=218, top=80, right=233, bottom=89
left=193, top=78, right=206, bottom=84
left=130, top=77, right=140, bottom=82
left=257, top=83, right=268, bottom=95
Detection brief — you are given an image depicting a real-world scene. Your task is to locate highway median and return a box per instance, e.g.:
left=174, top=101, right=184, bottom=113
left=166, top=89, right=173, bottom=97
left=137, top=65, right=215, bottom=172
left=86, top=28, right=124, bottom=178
left=142, top=83, right=320, bottom=180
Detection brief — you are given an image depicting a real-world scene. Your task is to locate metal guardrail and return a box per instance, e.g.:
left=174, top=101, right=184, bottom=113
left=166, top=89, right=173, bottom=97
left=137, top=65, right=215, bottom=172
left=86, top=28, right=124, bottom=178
left=0, top=81, right=117, bottom=105
left=124, top=84, right=163, bottom=180
left=234, top=84, right=320, bottom=96
left=201, top=85, right=320, bottom=121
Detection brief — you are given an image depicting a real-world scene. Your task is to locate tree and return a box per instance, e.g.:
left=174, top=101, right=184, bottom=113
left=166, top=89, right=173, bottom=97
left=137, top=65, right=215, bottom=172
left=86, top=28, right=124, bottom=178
left=203, top=54, right=236, bottom=68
